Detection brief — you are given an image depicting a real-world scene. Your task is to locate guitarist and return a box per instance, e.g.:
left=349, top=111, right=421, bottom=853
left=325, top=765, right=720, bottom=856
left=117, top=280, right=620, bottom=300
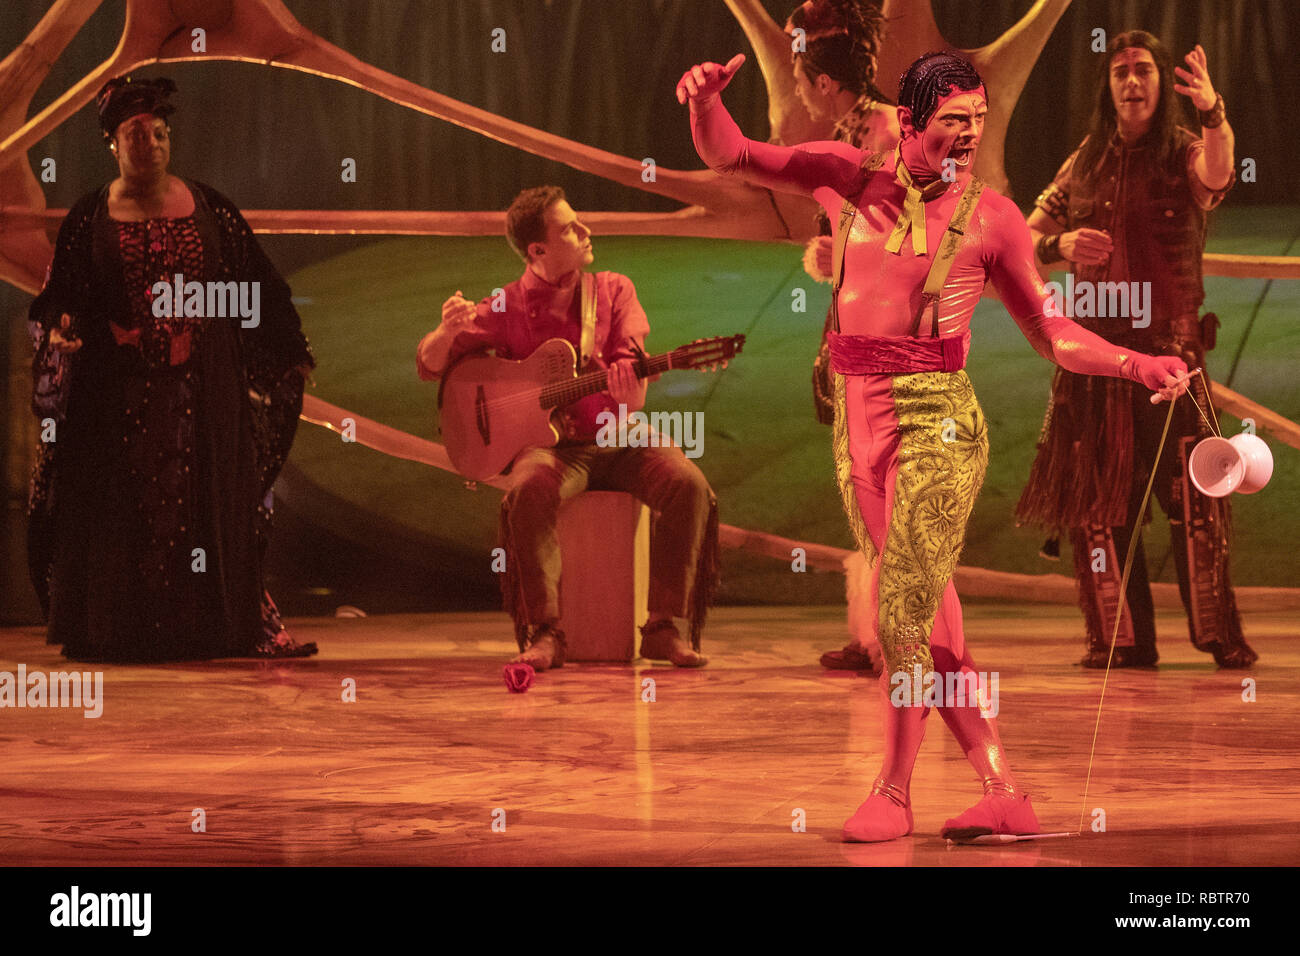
left=416, top=186, right=716, bottom=670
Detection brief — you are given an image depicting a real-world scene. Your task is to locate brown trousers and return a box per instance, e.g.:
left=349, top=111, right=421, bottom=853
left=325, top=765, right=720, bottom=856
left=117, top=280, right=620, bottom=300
left=498, top=442, right=717, bottom=650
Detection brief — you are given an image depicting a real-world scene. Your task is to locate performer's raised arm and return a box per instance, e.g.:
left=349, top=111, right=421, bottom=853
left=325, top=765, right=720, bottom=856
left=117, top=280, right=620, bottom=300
left=983, top=194, right=1190, bottom=403
left=677, top=54, right=865, bottom=202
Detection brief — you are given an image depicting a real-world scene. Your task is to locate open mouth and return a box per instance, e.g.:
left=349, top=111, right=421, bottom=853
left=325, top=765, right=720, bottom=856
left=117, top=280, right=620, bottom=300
left=949, top=145, right=974, bottom=167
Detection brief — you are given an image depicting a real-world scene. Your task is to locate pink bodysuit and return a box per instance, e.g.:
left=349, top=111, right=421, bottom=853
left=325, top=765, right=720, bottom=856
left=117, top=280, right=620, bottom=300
left=691, top=93, right=1159, bottom=704
left=690, top=95, right=1148, bottom=378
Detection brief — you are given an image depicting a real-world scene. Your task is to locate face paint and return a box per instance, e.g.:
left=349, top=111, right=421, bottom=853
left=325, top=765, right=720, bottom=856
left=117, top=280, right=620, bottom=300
left=901, top=85, right=986, bottom=182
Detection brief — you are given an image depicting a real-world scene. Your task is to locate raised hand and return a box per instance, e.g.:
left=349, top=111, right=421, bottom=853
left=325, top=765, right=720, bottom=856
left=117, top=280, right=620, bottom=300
left=675, top=54, right=746, bottom=108
left=1173, top=44, right=1217, bottom=111
left=440, top=290, right=478, bottom=330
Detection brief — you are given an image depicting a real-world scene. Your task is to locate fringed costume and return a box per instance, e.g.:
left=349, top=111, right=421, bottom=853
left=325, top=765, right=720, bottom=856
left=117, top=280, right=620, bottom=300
left=1017, top=127, right=1254, bottom=668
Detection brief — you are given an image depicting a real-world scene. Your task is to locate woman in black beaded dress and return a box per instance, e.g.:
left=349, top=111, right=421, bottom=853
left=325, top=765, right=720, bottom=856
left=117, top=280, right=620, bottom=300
left=27, top=76, right=316, bottom=661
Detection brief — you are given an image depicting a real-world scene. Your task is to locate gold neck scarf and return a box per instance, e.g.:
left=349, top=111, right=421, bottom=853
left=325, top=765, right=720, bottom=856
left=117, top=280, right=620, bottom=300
left=885, top=147, right=951, bottom=256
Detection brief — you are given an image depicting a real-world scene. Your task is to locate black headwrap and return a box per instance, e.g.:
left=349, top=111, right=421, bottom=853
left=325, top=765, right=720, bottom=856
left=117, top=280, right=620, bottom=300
left=96, top=76, right=177, bottom=140
left=897, top=52, right=983, bottom=130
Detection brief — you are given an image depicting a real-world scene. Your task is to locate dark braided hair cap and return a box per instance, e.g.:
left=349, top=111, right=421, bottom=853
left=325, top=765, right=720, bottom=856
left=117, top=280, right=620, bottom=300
left=897, top=52, right=983, bottom=130
left=96, top=76, right=177, bottom=140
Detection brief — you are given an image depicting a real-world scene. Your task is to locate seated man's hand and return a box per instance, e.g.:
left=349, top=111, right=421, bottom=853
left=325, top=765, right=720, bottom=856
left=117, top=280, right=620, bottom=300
left=803, top=236, right=833, bottom=283
left=440, top=290, right=478, bottom=331
left=606, top=358, right=641, bottom=407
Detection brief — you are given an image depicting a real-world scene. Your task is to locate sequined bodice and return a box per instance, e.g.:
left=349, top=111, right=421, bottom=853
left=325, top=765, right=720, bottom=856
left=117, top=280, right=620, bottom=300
left=114, top=215, right=207, bottom=367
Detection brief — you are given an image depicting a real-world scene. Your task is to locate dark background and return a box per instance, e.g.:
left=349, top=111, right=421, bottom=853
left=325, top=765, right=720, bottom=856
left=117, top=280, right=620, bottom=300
left=2, top=0, right=1296, bottom=220
left=2, top=0, right=1294, bottom=338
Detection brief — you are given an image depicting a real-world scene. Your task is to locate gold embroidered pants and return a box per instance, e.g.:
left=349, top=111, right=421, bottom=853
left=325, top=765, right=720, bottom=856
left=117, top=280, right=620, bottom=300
left=834, top=370, right=989, bottom=676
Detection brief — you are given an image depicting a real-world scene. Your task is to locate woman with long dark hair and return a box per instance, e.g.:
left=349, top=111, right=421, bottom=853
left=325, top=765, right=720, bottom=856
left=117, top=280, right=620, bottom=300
left=28, top=75, right=316, bottom=661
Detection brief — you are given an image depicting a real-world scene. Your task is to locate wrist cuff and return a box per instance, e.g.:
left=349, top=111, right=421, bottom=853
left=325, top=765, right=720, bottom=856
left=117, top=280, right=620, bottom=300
left=1199, top=93, right=1226, bottom=129
left=1036, top=232, right=1061, bottom=263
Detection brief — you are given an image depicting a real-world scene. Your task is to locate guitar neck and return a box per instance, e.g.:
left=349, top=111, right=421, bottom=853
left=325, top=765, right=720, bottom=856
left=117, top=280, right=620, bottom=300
left=539, top=351, right=675, bottom=410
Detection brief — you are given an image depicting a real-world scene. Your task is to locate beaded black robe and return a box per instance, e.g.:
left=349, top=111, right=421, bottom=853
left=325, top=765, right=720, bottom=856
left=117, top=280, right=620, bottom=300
left=27, top=179, right=313, bottom=661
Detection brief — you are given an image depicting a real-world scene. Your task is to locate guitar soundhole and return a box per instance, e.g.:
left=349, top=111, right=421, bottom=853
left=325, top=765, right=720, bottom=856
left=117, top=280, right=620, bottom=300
left=475, top=385, right=490, bottom=445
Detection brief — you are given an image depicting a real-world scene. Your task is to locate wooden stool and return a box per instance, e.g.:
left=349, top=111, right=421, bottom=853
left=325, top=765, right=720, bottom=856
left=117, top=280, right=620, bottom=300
left=556, top=491, right=649, bottom=662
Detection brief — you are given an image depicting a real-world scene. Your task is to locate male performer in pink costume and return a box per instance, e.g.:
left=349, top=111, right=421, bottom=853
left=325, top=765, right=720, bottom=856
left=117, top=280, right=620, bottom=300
left=677, top=51, right=1191, bottom=841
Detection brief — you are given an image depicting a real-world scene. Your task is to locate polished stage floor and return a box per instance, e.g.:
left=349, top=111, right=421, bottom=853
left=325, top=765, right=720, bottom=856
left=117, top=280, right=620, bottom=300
left=0, top=604, right=1294, bottom=867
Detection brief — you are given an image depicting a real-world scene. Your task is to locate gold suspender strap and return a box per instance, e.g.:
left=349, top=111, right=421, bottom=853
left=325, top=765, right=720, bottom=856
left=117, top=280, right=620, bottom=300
left=831, top=151, right=888, bottom=333
left=579, top=271, right=597, bottom=368
left=909, top=176, right=986, bottom=338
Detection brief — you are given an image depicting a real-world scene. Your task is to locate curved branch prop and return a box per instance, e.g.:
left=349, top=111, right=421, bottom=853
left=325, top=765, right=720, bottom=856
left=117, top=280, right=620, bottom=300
left=0, top=0, right=819, bottom=280
left=0, top=0, right=105, bottom=294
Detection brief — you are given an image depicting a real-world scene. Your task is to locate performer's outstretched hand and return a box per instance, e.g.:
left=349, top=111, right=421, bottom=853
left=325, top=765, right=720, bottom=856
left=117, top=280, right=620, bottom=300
left=1128, top=353, right=1192, bottom=404
left=1173, top=44, right=1218, bottom=111
left=675, top=54, right=746, bottom=109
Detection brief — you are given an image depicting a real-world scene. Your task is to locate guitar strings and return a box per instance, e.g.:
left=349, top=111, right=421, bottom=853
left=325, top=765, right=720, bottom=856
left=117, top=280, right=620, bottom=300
left=461, top=347, right=732, bottom=414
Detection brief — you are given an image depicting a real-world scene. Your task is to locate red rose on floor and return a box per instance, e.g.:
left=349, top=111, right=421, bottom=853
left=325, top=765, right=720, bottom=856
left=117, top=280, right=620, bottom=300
left=503, top=663, right=535, bottom=693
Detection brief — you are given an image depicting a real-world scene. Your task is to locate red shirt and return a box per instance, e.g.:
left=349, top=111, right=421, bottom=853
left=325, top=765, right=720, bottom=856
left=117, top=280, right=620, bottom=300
left=428, top=266, right=650, bottom=441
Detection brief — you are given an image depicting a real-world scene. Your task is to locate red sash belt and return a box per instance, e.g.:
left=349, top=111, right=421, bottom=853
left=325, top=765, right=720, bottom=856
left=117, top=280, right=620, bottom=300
left=828, top=330, right=969, bottom=374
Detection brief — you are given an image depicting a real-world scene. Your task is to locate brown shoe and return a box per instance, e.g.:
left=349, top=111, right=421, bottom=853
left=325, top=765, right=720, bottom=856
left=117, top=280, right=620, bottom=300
left=1206, top=640, right=1257, bottom=669
left=820, top=643, right=880, bottom=674
left=639, top=619, right=707, bottom=667
left=513, top=626, right=566, bottom=671
left=1079, top=645, right=1157, bottom=669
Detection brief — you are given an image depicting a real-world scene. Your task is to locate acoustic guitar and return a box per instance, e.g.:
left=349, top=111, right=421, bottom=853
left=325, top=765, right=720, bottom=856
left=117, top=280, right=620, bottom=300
left=439, top=334, right=745, bottom=479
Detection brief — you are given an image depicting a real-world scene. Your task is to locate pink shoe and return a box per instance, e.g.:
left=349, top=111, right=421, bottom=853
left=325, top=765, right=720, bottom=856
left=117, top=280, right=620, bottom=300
left=841, top=793, right=914, bottom=843
left=940, top=792, right=1039, bottom=841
